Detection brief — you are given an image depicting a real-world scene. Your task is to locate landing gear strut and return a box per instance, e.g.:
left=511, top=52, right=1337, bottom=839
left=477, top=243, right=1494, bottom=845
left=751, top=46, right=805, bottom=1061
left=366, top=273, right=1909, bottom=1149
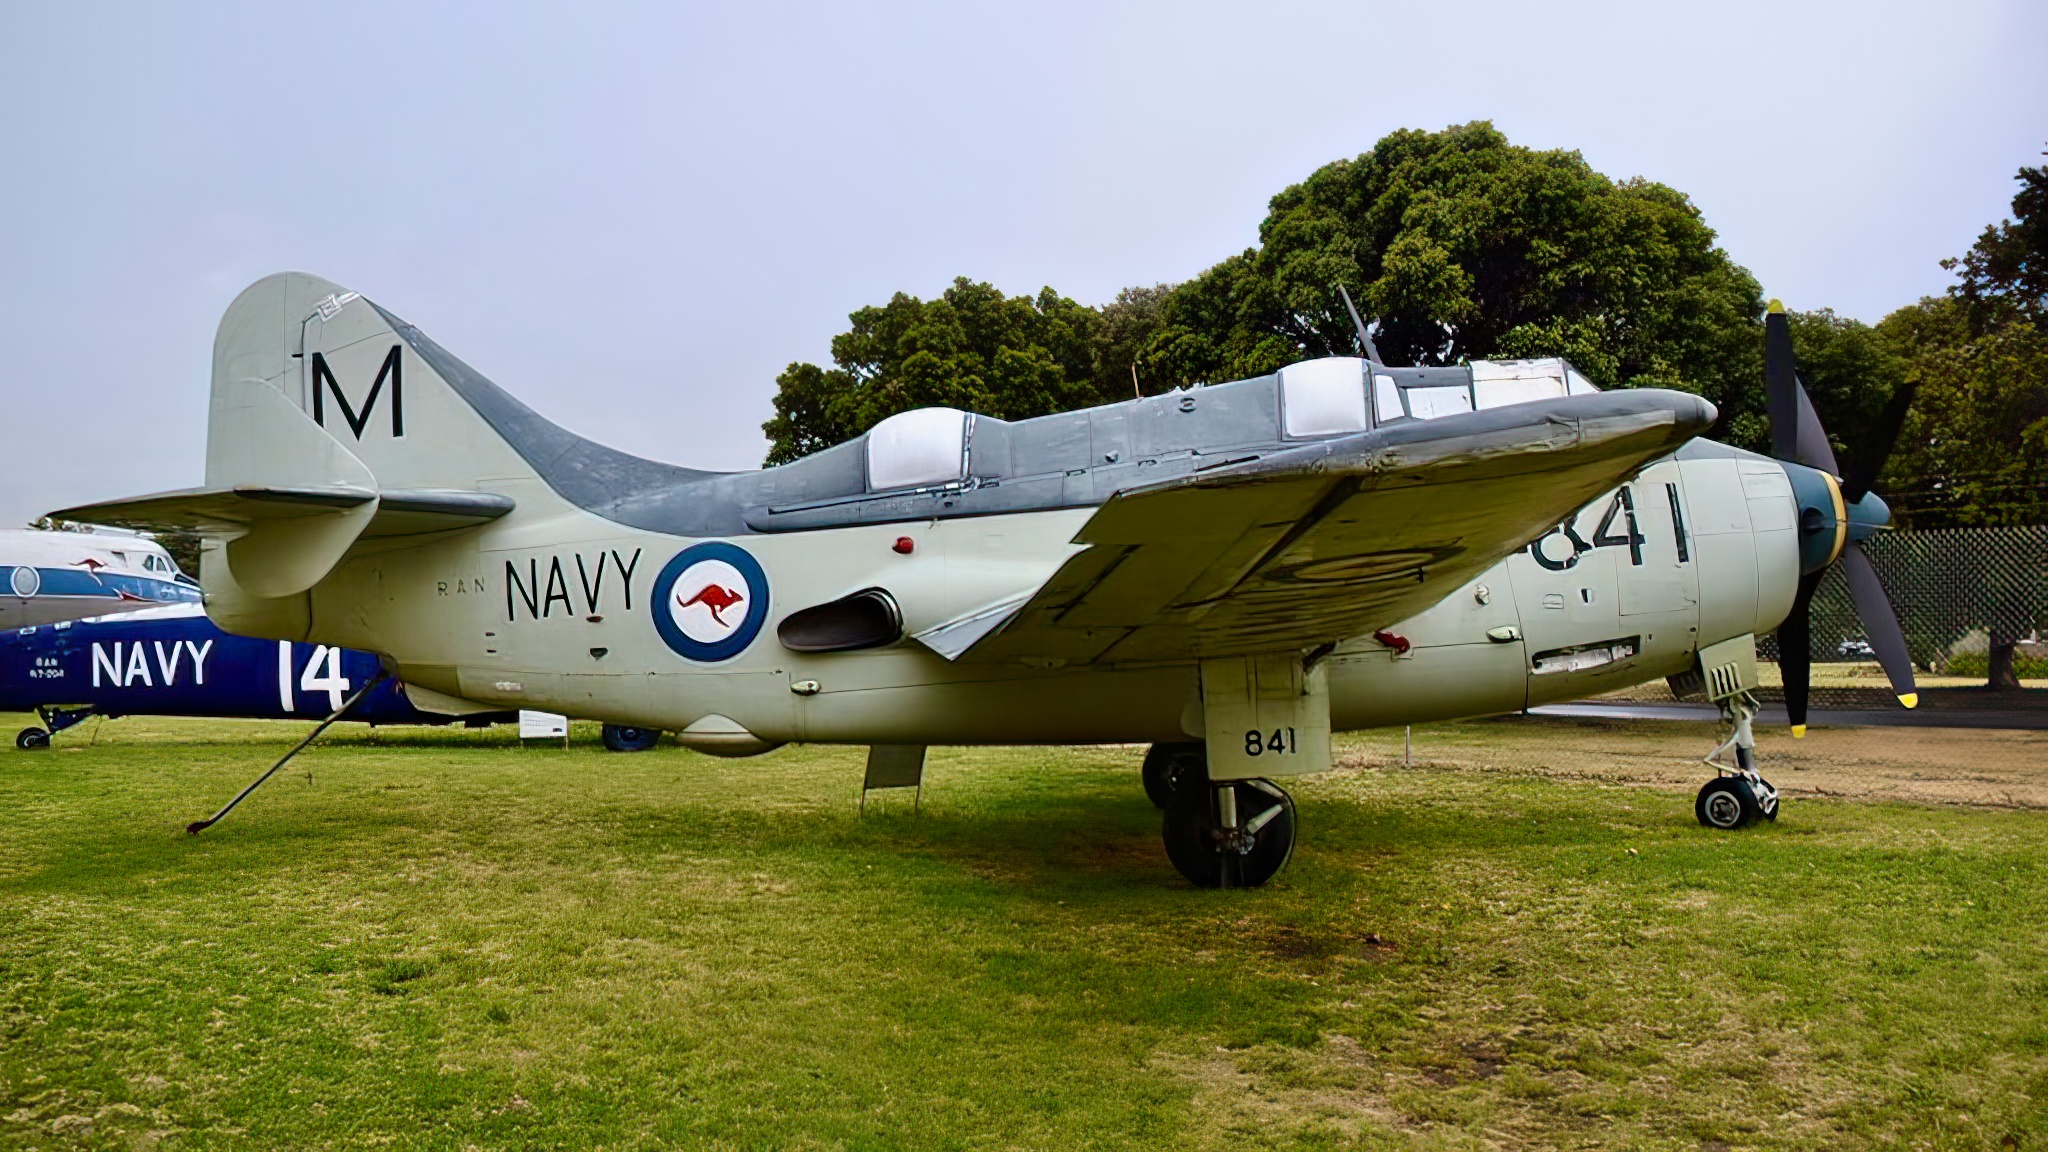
left=14, top=706, right=96, bottom=751
left=1163, top=777, right=1297, bottom=888
left=1696, top=692, right=1778, bottom=829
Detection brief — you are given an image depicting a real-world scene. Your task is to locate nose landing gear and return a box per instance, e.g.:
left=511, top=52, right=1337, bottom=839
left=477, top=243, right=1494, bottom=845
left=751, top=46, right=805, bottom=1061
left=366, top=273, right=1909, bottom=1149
left=13, top=706, right=96, bottom=751
left=1696, top=692, right=1778, bottom=829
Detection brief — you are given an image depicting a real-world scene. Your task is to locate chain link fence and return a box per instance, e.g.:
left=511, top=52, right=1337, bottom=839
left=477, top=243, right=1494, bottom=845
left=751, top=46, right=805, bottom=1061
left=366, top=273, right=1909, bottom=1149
left=1594, top=525, right=2048, bottom=711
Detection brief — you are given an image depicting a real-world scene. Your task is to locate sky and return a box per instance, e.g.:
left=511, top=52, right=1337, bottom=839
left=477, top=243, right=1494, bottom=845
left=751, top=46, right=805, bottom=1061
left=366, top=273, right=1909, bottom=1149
left=1, top=0, right=2043, bottom=527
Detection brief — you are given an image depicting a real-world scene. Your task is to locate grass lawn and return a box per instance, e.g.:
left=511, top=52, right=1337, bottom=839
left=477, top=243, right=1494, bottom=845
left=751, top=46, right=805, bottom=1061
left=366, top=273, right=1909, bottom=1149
left=2, top=714, right=2044, bottom=1150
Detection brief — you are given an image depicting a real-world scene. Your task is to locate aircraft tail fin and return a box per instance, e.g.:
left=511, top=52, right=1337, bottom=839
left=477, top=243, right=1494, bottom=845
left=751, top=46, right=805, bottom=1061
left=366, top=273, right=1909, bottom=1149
left=206, top=272, right=566, bottom=500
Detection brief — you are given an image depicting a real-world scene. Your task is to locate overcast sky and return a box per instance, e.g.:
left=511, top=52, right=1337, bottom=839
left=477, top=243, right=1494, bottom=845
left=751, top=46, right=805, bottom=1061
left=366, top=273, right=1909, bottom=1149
left=2, top=0, right=2042, bottom=527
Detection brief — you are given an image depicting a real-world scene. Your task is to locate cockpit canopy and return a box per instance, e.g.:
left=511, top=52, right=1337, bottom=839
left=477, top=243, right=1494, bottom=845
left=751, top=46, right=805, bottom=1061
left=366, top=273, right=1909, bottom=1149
left=859, top=355, right=1602, bottom=495
left=1281, top=355, right=1600, bottom=433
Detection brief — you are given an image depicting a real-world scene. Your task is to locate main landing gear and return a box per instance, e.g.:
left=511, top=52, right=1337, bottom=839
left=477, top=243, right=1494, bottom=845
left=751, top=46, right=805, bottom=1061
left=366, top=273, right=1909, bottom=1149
left=1147, top=742, right=1297, bottom=888
left=601, top=724, right=662, bottom=752
left=1696, top=693, right=1779, bottom=830
left=1141, top=742, right=1204, bottom=808
left=15, top=706, right=96, bottom=751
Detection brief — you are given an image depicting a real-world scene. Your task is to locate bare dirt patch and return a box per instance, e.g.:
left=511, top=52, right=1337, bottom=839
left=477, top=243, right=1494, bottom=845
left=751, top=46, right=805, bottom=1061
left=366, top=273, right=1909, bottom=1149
left=1338, top=719, right=2048, bottom=809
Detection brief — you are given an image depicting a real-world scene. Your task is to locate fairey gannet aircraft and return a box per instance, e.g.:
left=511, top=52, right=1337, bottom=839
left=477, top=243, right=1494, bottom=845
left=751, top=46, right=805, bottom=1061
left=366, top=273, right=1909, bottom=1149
left=57, top=274, right=1917, bottom=886
left=0, top=527, right=203, bottom=630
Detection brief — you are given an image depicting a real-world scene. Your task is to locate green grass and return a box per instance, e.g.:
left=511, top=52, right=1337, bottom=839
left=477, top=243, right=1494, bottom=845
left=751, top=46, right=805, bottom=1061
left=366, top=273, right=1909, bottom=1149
left=2, top=715, right=2045, bottom=1150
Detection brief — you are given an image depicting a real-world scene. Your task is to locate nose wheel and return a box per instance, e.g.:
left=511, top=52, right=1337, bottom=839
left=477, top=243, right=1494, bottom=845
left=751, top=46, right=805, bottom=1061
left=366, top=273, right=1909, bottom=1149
left=14, top=706, right=95, bottom=751
left=1163, top=777, right=1297, bottom=888
left=1697, top=693, right=1778, bottom=829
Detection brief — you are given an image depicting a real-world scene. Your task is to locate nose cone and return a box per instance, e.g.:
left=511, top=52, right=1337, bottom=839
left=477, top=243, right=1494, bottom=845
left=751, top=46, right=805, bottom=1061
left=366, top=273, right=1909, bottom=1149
left=1846, top=489, right=1891, bottom=543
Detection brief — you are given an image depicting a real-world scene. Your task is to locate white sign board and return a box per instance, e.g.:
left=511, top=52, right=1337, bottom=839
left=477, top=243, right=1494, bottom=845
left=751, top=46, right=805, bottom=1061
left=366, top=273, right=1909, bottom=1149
left=518, top=710, right=569, bottom=741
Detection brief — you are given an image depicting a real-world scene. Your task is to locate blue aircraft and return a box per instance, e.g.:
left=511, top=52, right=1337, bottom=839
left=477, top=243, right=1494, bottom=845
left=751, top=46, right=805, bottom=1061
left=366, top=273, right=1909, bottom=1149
left=2, top=605, right=519, bottom=749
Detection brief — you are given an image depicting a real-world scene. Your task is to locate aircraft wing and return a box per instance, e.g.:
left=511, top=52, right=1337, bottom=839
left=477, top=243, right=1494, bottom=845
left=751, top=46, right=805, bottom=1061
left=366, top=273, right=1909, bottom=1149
left=931, top=389, right=1715, bottom=666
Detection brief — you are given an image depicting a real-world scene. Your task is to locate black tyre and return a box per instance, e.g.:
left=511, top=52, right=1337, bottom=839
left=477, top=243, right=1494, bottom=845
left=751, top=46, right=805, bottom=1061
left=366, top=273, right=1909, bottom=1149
left=602, top=724, right=661, bottom=753
left=1163, top=778, right=1296, bottom=889
left=1141, top=742, right=1204, bottom=809
left=1695, top=776, right=1761, bottom=830
left=16, top=727, right=50, bottom=751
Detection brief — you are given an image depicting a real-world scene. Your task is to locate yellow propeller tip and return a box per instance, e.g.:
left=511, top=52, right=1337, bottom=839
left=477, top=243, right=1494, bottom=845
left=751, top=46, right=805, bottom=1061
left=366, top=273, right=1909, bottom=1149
left=1767, top=298, right=1785, bottom=314
left=1898, top=693, right=1919, bottom=709
left=1790, top=724, right=1807, bottom=738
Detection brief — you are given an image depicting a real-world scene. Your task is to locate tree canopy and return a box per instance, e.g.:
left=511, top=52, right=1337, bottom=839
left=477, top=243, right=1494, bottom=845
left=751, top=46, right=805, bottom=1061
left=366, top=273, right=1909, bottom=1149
left=1877, top=152, right=2048, bottom=528
left=765, top=122, right=1771, bottom=464
left=761, top=279, right=1132, bottom=465
left=1140, top=123, right=1762, bottom=408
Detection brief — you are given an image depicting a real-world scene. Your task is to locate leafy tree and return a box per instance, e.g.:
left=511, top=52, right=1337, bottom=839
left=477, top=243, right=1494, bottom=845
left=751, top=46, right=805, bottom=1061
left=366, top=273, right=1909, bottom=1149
left=1949, top=151, right=2047, bottom=330
left=1138, top=122, right=1766, bottom=433
left=764, top=123, right=1772, bottom=462
left=762, top=279, right=1117, bottom=464
left=1767, top=309, right=1912, bottom=488
left=1871, top=151, right=2048, bottom=687
left=1878, top=153, right=2048, bottom=529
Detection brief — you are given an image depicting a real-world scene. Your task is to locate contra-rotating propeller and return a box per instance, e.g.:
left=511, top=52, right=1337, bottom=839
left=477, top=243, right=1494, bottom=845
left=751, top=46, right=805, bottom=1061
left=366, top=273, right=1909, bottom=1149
left=1762, top=300, right=1919, bottom=735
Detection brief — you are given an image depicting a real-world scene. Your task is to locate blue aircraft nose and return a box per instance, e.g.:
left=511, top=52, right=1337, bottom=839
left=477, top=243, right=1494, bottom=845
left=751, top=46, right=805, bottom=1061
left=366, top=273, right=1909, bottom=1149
left=1846, top=489, right=1890, bottom=543
left=1780, top=461, right=1846, bottom=576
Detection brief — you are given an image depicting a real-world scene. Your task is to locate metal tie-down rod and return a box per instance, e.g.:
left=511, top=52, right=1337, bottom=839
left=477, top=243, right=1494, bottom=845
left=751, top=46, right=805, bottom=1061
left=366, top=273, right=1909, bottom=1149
left=185, top=669, right=390, bottom=835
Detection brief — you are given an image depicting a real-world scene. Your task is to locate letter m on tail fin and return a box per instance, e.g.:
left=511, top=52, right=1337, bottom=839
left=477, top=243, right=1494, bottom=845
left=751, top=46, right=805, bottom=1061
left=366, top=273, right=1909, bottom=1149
left=312, top=345, right=403, bottom=439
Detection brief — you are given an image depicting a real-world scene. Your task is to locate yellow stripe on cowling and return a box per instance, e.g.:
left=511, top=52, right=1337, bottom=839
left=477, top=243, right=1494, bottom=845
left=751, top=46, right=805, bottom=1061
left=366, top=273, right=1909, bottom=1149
left=1822, top=472, right=1848, bottom=567
left=1899, top=693, right=1919, bottom=709
left=1791, top=724, right=1807, bottom=738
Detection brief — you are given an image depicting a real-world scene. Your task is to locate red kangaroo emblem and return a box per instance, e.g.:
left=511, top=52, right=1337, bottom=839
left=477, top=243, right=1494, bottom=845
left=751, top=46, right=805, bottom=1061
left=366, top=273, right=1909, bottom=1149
left=678, top=582, right=744, bottom=626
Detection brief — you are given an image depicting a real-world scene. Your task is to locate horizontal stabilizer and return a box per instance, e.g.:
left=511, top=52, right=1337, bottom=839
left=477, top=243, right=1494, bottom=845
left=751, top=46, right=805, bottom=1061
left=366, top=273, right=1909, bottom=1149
left=51, top=486, right=514, bottom=538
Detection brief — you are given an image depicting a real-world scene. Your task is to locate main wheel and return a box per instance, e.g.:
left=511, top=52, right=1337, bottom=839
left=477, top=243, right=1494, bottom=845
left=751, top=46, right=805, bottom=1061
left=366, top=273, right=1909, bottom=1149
left=1141, top=742, right=1204, bottom=809
left=16, top=727, right=50, bottom=751
left=1163, top=778, right=1296, bottom=888
left=1695, top=776, right=1761, bottom=829
left=602, top=724, right=662, bottom=752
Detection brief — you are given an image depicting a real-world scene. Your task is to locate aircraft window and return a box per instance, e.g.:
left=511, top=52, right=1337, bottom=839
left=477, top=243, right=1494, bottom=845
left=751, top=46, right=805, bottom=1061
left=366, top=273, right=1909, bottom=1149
left=1373, top=374, right=1404, bottom=423
left=1405, top=386, right=1474, bottom=420
left=1278, top=358, right=1368, bottom=437
left=866, top=407, right=969, bottom=491
left=1473, top=375, right=1567, bottom=409
left=1565, top=367, right=1599, bottom=395
left=110, top=550, right=128, bottom=565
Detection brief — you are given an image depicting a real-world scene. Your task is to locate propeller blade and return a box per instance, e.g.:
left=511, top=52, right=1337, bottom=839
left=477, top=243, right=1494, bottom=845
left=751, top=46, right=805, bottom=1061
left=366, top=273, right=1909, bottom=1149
left=1839, top=542, right=1919, bottom=709
left=1778, top=572, right=1822, bottom=736
left=1843, top=377, right=1918, bottom=503
left=1764, top=304, right=1841, bottom=475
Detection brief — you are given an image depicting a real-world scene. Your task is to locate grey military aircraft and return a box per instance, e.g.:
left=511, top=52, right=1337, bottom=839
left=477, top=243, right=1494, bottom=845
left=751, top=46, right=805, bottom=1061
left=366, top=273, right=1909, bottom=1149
left=58, top=274, right=1917, bottom=886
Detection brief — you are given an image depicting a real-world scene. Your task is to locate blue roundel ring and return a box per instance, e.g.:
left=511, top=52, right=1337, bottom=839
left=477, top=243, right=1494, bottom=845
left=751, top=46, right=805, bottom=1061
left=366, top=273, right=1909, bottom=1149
left=650, top=542, right=770, bottom=663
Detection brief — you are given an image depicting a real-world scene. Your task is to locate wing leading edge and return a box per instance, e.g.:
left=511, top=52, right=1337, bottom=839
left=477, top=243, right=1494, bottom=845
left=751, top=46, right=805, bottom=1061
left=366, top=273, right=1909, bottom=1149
left=935, top=389, right=1716, bottom=667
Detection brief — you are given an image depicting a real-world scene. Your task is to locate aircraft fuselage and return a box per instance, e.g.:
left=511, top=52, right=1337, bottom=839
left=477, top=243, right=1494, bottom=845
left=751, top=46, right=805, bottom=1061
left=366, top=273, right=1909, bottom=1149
left=201, top=440, right=1795, bottom=754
